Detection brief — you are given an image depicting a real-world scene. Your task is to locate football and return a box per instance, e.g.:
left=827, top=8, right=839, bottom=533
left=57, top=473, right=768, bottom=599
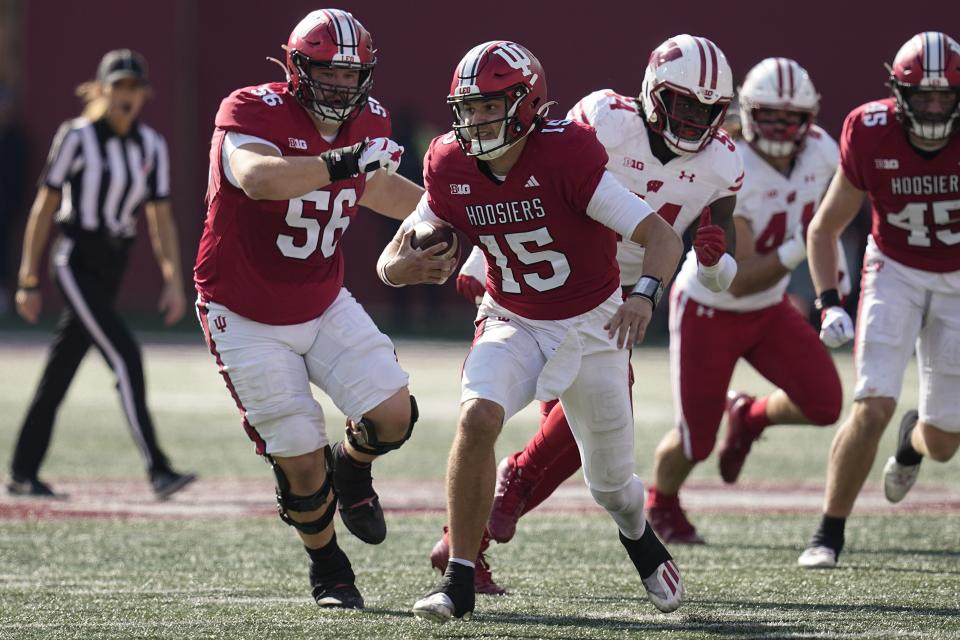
left=411, top=221, right=460, bottom=261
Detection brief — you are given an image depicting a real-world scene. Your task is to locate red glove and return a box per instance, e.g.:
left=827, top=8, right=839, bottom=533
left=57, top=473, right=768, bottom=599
left=693, top=207, right=726, bottom=267
left=456, top=273, right=485, bottom=305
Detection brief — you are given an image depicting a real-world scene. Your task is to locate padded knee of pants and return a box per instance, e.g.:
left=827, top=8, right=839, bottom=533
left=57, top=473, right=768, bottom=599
left=589, top=475, right=647, bottom=539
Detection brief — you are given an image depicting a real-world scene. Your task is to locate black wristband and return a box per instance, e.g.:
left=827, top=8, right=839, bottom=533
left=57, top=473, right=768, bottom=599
left=815, top=288, right=841, bottom=311
left=320, top=142, right=362, bottom=182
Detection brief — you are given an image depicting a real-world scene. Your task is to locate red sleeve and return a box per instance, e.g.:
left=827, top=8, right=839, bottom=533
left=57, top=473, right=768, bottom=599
left=214, top=86, right=283, bottom=140
left=423, top=135, right=454, bottom=224
left=839, top=108, right=866, bottom=191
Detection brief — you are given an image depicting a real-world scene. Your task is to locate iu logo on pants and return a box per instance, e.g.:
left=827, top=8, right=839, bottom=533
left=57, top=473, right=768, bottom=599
left=214, top=316, right=227, bottom=332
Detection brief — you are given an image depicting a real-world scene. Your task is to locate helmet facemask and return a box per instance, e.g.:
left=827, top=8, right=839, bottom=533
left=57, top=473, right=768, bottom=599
left=891, top=82, right=960, bottom=141
left=744, top=107, right=814, bottom=157
left=289, top=50, right=375, bottom=123
left=649, top=85, right=729, bottom=153
left=448, top=84, right=531, bottom=160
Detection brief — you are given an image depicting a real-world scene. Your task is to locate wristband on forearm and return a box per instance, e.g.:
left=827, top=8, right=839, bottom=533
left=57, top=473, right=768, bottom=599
left=377, top=259, right=404, bottom=288
left=815, top=288, right=841, bottom=311
left=629, top=275, right=664, bottom=311
left=320, top=142, right=362, bottom=182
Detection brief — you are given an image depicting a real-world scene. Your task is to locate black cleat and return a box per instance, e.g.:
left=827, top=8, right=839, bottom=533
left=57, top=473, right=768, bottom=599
left=331, top=441, right=386, bottom=544
left=150, top=469, right=197, bottom=500
left=6, top=475, right=65, bottom=499
left=310, top=564, right=364, bottom=609
left=412, top=562, right=476, bottom=623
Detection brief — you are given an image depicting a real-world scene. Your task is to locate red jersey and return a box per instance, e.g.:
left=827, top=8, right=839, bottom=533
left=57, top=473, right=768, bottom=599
left=194, top=82, right=391, bottom=324
left=424, top=121, right=619, bottom=320
left=840, top=98, right=960, bottom=272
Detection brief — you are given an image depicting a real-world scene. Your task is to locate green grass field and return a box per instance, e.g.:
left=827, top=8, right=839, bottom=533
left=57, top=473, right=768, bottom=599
left=1, top=337, right=958, bottom=639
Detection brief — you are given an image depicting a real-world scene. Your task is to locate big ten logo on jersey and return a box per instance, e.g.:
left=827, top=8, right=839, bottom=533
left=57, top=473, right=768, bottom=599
left=623, top=157, right=645, bottom=171
left=251, top=85, right=283, bottom=107
left=494, top=42, right=534, bottom=77
left=288, top=138, right=308, bottom=150
left=862, top=102, right=889, bottom=127
left=277, top=189, right=357, bottom=260
left=465, top=198, right=545, bottom=226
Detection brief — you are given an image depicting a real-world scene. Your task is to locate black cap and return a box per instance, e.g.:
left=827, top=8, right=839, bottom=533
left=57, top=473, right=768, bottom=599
left=97, top=49, right=149, bottom=85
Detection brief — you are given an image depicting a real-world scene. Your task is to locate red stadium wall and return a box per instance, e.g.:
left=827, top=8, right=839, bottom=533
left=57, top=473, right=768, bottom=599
left=17, top=0, right=960, bottom=318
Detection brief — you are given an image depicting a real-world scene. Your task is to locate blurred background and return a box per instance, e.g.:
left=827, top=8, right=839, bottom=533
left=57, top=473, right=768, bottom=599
left=1, top=0, right=958, bottom=338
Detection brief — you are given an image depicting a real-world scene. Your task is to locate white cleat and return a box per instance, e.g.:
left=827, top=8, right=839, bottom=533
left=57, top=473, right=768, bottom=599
left=412, top=592, right=471, bottom=624
left=797, top=545, right=837, bottom=569
left=883, top=456, right=921, bottom=504
left=642, top=559, right=684, bottom=613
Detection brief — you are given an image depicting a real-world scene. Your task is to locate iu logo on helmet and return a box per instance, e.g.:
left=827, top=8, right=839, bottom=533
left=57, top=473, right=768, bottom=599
left=494, top=42, right=534, bottom=77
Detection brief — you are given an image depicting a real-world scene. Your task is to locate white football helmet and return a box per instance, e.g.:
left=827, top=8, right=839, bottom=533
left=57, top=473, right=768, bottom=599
left=739, top=58, right=820, bottom=157
left=640, top=35, right=734, bottom=154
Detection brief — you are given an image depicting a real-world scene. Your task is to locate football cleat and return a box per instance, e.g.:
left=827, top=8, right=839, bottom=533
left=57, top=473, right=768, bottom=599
left=412, top=563, right=475, bottom=623
left=150, top=469, right=197, bottom=501
left=312, top=582, right=364, bottom=609
left=646, top=498, right=706, bottom=545
left=642, top=560, right=684, bottom=613
left=797, top=545, right=838, bottom=569
left=331, top=441, right=386, bottom=544
left=619, top=528, right=684, bottom=613
left=718, top=391, right=761, bottom=485
left=487, top=453, right=539, bottom=543
left=429, top=526, right=505, bottom=595
left=883, top=456, right=921, bottom=504
left=6, top=475, right=65, bottom=499
left=884, top=410, right=922, bottom=503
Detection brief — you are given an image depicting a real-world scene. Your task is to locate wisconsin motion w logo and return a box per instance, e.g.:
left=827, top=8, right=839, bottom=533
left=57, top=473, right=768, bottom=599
left=494, top=42, right=534, bottom=77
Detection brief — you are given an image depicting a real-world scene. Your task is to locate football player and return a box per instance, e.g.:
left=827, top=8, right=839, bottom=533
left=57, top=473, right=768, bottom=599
left=799, top=32, right=960, bottom=568
left=378, top=40, right=685, bottom=622
left=440, top=34, right=743, bottom=583
left=193, top=10, right=452, bottom=609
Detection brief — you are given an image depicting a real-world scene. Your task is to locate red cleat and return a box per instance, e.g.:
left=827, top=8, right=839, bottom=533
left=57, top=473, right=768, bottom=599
left=487, top=453, right=539, bottom=543
left=646, top=491, right=705, bottom=545
left=718, top=391, right=761, bottom=485
left=429, top=526, right=506, bottom=595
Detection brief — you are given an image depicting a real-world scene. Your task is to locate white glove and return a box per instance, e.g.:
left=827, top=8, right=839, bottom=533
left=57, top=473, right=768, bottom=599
left=776, top=224, right=807, bottom=271
left=819, top=306, right=854, bottom=348
left=359, top=137, right=403, bottom=175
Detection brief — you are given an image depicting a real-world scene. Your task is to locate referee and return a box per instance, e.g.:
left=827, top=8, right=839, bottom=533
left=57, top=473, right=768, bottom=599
left=9, top=49, right=195, bottom=499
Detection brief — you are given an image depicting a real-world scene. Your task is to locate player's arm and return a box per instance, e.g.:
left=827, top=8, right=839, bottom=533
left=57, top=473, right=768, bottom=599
left=359, top=170, right=424, bottom=220
left=693, top=195, right=739, bottom=292
left=377, top=194, right=458, bottom=287
left=726, top=215, right=798, bottom=297
left=144, top=200, right=187, bottom=326
left=15, top=186, right=61, bottom=323
left=229, top=136, right=403, bottom=201
left=808, top=168, right=863, bottom=296
left=586, top=171, right=683, bottom=348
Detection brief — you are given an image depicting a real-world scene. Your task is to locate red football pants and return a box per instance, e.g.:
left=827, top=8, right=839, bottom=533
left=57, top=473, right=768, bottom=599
left=669, top=289, right=841, bottom=462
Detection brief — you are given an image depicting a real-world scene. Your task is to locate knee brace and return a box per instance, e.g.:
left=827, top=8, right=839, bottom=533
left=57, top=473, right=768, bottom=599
left=345, top=395, right=419, bottom=456
left=269, top=449, right=337, bottom=535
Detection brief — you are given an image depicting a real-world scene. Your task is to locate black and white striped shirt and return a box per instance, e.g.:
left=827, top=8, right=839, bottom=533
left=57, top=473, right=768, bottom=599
left=41, top=117, right=170, bottom=240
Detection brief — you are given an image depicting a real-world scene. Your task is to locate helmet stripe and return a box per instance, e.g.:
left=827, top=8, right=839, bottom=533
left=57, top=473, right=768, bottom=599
left=704, top=39, right=720, bottom=90
left=775, top=58, right=784, bottom=97
left=787, top=59, right=796, bottom=97
left=694, top=38, right=708, bottom=88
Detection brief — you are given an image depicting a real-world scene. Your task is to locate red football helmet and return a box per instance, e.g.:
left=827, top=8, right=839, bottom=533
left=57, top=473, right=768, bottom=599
left=888, top=31, right=960, bottom=141
left=447, top=41, right=551, bottom=160
left=282, top=9, right=376, bottom=122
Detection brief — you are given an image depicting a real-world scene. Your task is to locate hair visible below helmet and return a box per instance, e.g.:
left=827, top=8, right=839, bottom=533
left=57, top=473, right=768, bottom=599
left=888, top=31, right=960, bottom=141
left=739, top=57, right=820, bottom=157
left=282, top=9, right=376, bottom=123
left=640, top=35, right=734, bottom=154
left=447, top=41, right=550, bottom=160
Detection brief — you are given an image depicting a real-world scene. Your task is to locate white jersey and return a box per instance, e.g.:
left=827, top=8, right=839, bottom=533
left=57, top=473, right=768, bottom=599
left=569, top=90, right=744, bottom=284
left=675, top=125, right=839, bottom=310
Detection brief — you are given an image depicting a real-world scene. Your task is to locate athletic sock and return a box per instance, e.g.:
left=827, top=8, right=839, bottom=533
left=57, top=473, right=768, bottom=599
left=810, top=514, right=845, bottom=554
left=742, top=396, right=772, bottom=435
left=306, top=535, right=353, bottom=583
left=895, top=415, right=923, bottom=466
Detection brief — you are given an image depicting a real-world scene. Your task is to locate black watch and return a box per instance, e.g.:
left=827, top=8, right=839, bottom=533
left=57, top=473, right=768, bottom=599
left=629, top=276, right=664, bottom=311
